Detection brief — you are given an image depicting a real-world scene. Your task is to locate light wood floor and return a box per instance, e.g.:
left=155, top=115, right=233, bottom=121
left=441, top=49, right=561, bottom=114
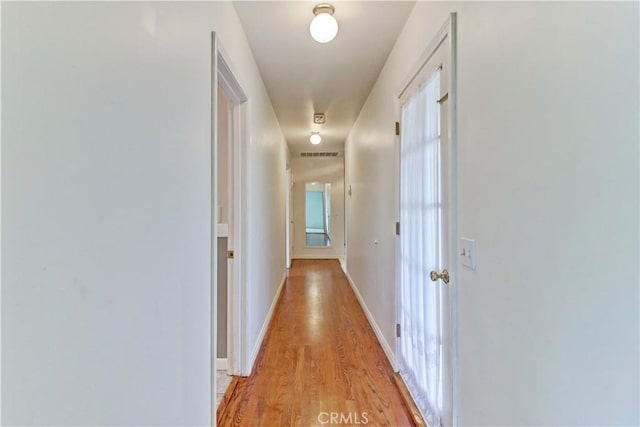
left=217, top=259, right=414, bottom=427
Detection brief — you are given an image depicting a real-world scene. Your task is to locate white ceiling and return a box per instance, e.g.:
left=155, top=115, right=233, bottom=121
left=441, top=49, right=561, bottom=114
left=233, top=1, right=415, bottom=155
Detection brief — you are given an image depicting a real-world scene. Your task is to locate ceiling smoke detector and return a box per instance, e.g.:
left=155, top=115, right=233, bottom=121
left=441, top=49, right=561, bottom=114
left=313, top=113, right=326, bottom=124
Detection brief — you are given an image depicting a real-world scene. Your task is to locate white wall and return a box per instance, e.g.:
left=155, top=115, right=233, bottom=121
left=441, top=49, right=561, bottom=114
left=1, top=2, right=286, bottom=425
left=345, top=2, right=639, bottom=426
left=291, top=156, right=345, bottom=259
left=243, top=59, right=288, bottom=372
left=217, top=86, right=230, bottom=225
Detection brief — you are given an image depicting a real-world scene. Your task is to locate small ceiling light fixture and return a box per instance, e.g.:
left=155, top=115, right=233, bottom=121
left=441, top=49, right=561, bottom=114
left=310, top=132, right=322, bottom=145
left=310, top=4, right=338, bottom=43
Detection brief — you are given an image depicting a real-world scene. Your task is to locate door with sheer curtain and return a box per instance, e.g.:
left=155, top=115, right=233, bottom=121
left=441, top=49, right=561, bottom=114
left=397, top=22, right=454, bottom=427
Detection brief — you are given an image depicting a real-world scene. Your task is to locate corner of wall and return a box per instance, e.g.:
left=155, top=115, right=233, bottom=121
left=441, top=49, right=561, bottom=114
left=343, top=270, right=398, bottom=372
left=246, top=272, right=287, bottom=375
left=0, top=121, right=3, bottom=427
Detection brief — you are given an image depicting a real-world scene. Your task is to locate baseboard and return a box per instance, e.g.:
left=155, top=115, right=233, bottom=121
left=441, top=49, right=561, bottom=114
left=292, top=254, right=341, bottom=260
left=344, top=270, right=398, bottom=371
left=216, top=358, right=227, bottom=371
left=393, top=373, right=428, bottom=427
left=247, top=272, right=287, bottom=374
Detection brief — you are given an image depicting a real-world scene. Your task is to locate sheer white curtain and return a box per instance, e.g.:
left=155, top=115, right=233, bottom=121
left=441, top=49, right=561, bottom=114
left=399, top=68, right=443, bottom=427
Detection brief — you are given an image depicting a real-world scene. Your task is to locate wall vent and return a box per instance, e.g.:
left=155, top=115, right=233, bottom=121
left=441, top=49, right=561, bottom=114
left=300, top=152, right=339, bottom=157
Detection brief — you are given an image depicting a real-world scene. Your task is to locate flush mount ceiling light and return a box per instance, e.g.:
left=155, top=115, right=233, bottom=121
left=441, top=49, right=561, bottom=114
left=309, top=4, right=338, bottom=43
left=310, top=132, right=322, bottom=145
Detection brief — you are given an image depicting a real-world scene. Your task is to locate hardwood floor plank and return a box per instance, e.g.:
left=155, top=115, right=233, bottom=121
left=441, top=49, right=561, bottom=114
left=217, top=259, right=414, bottom=426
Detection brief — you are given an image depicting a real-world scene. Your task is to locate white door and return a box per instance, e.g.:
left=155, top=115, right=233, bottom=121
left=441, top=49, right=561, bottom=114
left=397, top=16, right=455, bottom=427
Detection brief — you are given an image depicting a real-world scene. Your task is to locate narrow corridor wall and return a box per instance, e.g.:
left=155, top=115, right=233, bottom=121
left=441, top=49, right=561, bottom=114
left=1, top=2, right=287, bottom=425
left=345, top=2, right=639, bottom=425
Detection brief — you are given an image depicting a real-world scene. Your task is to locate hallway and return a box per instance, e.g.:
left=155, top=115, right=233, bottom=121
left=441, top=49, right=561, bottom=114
left=2, top=2, right=638, bottom=426
left=217, top=260, right=413, bottom=426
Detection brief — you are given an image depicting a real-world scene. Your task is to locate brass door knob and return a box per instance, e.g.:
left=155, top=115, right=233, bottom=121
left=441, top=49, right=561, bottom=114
left=429, top=269, right=450, bottom=284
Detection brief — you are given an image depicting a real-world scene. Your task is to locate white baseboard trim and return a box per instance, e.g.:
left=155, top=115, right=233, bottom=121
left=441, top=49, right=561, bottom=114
left=292, top=254, right=341, bottom=260
left=344, top=270, right=398, bottom=372
left=216, top=358, right=227, bottom=371
left=247, top=272, right=287, bottom=374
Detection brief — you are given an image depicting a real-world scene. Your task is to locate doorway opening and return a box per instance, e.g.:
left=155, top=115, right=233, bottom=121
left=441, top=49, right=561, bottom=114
left=212, top=32, right=249, bottom=422
left=305, top=182, right=332, bottom=247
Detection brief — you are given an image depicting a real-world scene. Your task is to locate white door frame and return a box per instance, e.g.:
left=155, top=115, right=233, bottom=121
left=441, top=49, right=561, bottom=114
left=212, top=32, right=250, bottom=423
left=394, top=13, right=458, bottom=427
left=285, top=168, right=292, bottom=268
left=218, top=46, right=249, bottom=378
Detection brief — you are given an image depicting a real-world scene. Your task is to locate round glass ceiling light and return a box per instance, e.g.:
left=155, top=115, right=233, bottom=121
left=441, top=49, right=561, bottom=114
left=310, top=4, right=338, bottom=43
left=310, top=133, right=322, bottom=145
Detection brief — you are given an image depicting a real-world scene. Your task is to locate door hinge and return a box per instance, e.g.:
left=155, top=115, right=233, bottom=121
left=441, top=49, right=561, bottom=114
left=395, top=121, right=400, bottom=136
left=396, top=323, right=401, bottom=338
left=395, top=222, right=400, bottom=235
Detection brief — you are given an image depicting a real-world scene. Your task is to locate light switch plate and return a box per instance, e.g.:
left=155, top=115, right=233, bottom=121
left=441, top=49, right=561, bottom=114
left=460, top=238, right=477, bottom=270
